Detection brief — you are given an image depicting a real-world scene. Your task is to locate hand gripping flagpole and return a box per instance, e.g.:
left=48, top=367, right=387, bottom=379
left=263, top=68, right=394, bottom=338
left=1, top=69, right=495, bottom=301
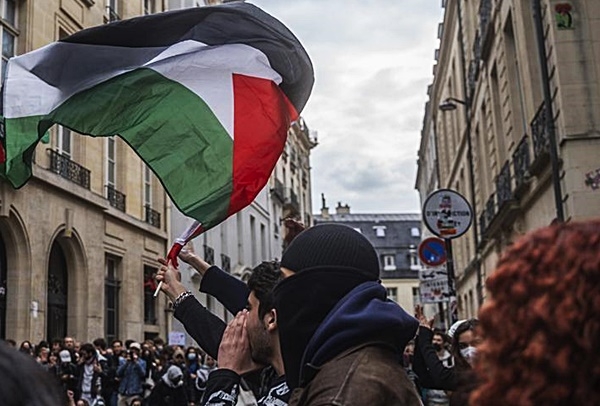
left=154, top=220, right=204, bottom=297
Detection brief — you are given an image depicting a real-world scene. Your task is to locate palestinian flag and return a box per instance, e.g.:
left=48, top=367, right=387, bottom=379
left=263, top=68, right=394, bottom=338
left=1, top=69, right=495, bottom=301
left=1, top=2, right=313, bottom=231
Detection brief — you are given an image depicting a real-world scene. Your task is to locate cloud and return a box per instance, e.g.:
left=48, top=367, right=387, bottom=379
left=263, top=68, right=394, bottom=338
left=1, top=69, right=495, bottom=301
left=249, top=0, right=444, bottom=213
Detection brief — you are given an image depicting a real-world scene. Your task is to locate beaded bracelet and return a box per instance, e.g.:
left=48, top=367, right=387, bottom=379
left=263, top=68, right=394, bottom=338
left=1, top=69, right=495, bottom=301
left=172, top=290, right=193, bottom=311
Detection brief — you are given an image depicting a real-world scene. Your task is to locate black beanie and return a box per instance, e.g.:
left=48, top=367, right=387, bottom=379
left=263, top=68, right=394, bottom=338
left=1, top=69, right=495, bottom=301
left=280, top=223, right=380, bottom=279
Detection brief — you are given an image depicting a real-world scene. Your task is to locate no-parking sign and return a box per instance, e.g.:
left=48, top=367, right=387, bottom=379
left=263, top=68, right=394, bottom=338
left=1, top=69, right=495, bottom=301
left=418, top=237, right=446, bottom=267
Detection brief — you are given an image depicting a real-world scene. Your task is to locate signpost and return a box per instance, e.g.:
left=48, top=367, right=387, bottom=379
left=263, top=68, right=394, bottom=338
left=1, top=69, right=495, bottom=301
left=422, top=189, right=473, bottom=324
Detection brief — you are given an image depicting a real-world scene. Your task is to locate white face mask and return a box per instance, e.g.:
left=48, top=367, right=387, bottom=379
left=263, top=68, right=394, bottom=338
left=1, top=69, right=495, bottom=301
left=460, top=346, right=477, bottom=363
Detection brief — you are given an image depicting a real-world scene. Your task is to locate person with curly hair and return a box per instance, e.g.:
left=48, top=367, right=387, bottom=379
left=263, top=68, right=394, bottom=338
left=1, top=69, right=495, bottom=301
left=470, top=219, right=600, bottom=405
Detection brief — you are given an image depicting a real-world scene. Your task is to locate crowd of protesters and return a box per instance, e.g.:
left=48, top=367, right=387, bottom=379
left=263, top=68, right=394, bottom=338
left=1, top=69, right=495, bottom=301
left=1, top=219, right=599, bottom=406
left=1, top=335, right=217, bottom=406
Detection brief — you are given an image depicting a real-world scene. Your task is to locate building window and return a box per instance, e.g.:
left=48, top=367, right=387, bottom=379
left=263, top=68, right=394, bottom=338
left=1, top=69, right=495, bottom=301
left=250, top=215, right=257, bottom=265
left=409, top=247, right=419, bottom=271
left=383, top=254, right=396, bottom=271
left=56, top=126, right=72, bottom=158
left=412, top=287, right=421, bottom=308
left=0, top=0, right=17, bottom=85
left=106, top=136, right=116, bottom=190
left=203, top=244, right=214, bottom=264
left=105, top=256, right=121, bottom=344
left=143, top=0, right=155, bottom=14
left=260, top=223, right=266, bottom=260
left=167, top=0, right=198, bottom=10
left=373, top=225, right=386, bottom=237
left=105, top=0, right=120, bottom=21
left=410, top=227, right=420, bottom=237
left=143, top=165, right=152, bottom=207
left=143, top=265, right=157, bottom=325
left=386, top=287, right=397, bottom=303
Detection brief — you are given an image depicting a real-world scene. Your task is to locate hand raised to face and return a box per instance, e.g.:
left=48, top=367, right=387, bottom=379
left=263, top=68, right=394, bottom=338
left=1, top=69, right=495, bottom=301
left=217, top=310, right=264, bottom=376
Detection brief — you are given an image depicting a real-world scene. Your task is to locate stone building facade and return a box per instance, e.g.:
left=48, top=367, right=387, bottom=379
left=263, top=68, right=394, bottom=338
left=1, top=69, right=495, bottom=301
left=0, top=0, right=174, bottom=344
left=417, top=0, right=600, bottom=318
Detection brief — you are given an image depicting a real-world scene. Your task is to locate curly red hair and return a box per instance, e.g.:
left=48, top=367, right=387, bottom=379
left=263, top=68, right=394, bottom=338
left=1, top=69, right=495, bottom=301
left=470, top=220, right=600, bottom=405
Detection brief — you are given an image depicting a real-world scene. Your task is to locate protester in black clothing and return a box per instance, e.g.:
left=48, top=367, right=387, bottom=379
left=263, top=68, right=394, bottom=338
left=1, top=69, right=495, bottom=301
left=147, top=364, right=188, bottom=406
left=183, top=346, right=203, bottom=404
left=105, top=339, right=125, bottom=406
left=413, top=305, right=481, bottom=406
left=59, top=349, right=79, bottom=394
left=274, top=224, right=422, bottom=405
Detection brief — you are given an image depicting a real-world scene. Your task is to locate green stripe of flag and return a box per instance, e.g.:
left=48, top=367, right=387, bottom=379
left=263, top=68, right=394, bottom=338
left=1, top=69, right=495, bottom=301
left=6, top=68, right=234, bottom=222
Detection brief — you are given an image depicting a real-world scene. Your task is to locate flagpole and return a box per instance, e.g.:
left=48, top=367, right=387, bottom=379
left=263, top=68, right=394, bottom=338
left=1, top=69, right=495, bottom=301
left=154, top=220, right=204, bottom=297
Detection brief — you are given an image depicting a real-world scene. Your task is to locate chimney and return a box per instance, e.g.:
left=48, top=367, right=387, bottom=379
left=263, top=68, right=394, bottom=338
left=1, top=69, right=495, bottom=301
left=336, top=201, right=351, bottom=215
left=320, top=193, right=329, bottom=219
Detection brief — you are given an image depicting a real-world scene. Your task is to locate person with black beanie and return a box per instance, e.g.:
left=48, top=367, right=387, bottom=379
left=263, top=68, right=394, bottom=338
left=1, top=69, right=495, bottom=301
left=273, top=223, right=422, bottom=405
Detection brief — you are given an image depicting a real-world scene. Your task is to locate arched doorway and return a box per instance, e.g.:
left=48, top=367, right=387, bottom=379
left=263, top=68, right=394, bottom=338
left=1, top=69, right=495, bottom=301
left=0, top=234, right=6, bottom=339
left=47, top=241, right=68, bottom=341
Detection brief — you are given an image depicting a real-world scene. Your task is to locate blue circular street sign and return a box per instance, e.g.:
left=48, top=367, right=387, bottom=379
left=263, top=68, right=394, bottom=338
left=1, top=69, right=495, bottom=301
left=418, top=237, right=447, bottom=267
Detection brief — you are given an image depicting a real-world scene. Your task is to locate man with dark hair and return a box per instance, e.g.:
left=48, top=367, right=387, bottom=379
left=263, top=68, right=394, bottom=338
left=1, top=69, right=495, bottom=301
left=106, top=339, right=125, bottom=406
left=76, top=342, right=107, bottom=405
left=156, top=255, right=287, bottom=405
left=274, top=223, right=422, bottom=405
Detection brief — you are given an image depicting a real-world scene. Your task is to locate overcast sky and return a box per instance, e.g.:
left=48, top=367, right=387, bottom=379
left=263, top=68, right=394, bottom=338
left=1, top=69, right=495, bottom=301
left=248, top=0, right=444, bottom=214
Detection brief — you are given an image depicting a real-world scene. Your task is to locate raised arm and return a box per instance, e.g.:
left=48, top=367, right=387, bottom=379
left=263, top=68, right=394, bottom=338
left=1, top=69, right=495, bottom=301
left=179, top=250, right=249, bottom=314
left=156, top=257, right=226, bottom=359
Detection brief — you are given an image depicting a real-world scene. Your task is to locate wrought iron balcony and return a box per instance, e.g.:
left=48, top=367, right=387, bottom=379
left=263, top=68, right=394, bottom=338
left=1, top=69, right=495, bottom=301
left=480, top=193, right=496, bottom=238
left=271, top=179, right=285, bottom=203
left=221, top=254, right=231, bottom=273
left=48, top=149, right=91, bottom=189
left=513, top=136, right=530, bottom=193
left=530, top=102, right=550, bottom=161
left=144, top=205, right=161, bottom=228
left=495, top=161, right=512, bottom=210
left=204, top=245, right=215, bottom=264
left=479, top=211, right=487, bottom=239
left=479, top=0, right=494, bottom=57
left=106, top=185, right=126, bottom=212
left=283, top=187, right=300, bottom=216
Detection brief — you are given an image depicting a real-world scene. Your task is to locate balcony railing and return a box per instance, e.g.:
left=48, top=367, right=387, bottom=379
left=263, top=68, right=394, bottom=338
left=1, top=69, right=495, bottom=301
left=513, top=136, right=530, bottom=192
left=48, top=149, right=91, bottom=189
left=283, top=187, right=300, bottom=216
left=221, top=254, right=231, bottom=273
left=495, top=161, right=512, bottom=210
left=271, top=179, right=285, bottom=203
left=106, top=185, right=126, bottom=212
left=479, top=211, right=487, bottom=239
left=204, top=245, right=215, bottom=264
left=479, top=0, right=492, bottom=34
left=479, top=193, right=496, bottom=236
left=531, top=102, right=550, bottom=161
left=144, top=205, right=161, bottom=228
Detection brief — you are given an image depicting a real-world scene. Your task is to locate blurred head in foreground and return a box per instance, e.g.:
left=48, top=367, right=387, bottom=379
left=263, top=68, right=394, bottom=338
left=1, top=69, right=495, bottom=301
left=471, top=219, right=600, bottom=405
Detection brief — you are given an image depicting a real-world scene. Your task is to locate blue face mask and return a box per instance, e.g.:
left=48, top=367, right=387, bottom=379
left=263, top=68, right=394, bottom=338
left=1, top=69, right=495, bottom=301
left=187, top=353, right=197, bottom=361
